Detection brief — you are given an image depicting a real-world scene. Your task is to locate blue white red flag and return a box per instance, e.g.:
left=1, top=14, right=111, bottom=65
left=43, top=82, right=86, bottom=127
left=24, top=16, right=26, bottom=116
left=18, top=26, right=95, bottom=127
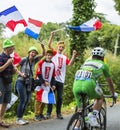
left=66, top=18, right=102, bottom=32
left=0, top=6, right=27, bottom=31
left=6, top=93, right=18, bottom=110
left=25, top=18, right=43, bottom=40
left=35, top=86, right=56, bottom=104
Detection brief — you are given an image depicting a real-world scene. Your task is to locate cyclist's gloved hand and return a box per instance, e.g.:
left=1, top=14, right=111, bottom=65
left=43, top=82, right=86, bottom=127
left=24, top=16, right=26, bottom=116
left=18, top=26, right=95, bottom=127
left=113, top=92, right=118, bottom=103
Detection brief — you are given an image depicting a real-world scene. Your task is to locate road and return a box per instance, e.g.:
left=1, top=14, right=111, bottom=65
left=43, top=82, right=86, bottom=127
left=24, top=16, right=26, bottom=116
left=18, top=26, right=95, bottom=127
left=2, top=104, right=120, bottom=130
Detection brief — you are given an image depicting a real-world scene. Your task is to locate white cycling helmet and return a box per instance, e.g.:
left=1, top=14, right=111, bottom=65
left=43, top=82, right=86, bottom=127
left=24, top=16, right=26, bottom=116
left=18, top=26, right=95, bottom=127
left=92, top=47, right=106, bottom=57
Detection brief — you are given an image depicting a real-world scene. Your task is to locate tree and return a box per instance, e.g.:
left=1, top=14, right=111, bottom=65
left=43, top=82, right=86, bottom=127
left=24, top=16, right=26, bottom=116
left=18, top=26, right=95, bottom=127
left=67, top=0, right=95, bottom=62
left=0, top=23, right=5, bottom=38
left=63, top=0, right=96, bottom=105
left=86, top=23, right=120, bottom=53
left=114, top=0, right=120, bottom=14
left=38, top=22, right=67, bottom=42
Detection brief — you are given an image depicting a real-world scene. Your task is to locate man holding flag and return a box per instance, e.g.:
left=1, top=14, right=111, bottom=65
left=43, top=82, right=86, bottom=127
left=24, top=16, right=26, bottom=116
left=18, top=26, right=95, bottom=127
left=0, top=39, right=17, bottom=128
left=45, top=32, right=77, bottom=119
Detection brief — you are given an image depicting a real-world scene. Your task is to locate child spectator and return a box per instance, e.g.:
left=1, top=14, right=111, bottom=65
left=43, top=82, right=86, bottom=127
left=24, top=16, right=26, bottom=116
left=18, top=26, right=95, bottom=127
left=34, top=49, right=56, bottom=121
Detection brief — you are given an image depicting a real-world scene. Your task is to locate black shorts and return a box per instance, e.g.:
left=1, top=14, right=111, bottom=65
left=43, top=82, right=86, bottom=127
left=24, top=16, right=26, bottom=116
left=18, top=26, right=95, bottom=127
left=0, top=78, right=12, bottom=104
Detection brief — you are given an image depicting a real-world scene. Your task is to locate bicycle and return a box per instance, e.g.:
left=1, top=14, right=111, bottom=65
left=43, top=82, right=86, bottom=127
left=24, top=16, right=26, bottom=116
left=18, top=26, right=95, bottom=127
left=66, top=84, right=116, bottom=130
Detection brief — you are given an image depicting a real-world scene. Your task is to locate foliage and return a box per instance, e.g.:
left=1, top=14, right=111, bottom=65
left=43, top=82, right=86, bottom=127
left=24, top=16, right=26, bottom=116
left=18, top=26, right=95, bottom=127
left=93, top=12, right=110, bottom=23
left=107, top=54, right=120, bottom=92
left=39, top=22, right=67, bottom=42
left=67, top=0, right=95, bottom=63
left=0, top=23, right=5, bottom=39
left=114, top=0, right=120, bottom=15
left=86, top=23, right=120, bottom=54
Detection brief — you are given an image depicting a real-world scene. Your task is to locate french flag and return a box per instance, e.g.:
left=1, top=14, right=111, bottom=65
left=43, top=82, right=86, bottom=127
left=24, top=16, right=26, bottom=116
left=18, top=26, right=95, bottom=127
left=25, top=18, right=43, bottom=40
left=10, top=52, right=22, bottom=65
left=0, top=6, right=27, bottom=31
left=36, top=86, right=56, bottom=104
left=66, top=18, right=102, bottom=32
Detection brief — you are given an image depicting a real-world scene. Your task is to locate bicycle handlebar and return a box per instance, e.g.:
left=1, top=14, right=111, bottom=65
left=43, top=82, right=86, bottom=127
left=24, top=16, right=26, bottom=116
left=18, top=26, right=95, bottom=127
left=98, top=82, right=117, bottom=107
left=99, top=83, right=109, bottom=87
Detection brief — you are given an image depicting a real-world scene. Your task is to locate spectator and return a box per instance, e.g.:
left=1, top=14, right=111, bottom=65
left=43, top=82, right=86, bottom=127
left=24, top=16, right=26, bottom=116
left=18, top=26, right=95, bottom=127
left=0, top=39, right=16, bottom=128
left=45, top=32, right=77, bottom=119
left=15, top=44, right=45, bottom=125
left=34, top=49, right=56, bottom=121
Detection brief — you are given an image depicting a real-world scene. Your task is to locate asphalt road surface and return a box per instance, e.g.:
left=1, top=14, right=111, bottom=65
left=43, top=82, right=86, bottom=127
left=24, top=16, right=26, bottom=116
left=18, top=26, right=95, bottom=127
left=2, top=104, right=120, bottom=130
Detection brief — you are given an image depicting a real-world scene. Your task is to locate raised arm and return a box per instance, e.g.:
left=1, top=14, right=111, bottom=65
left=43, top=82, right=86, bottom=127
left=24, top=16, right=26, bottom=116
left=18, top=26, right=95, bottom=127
left=68, top=50, right=77, bottom=66
left=0, top=58, right=13, bottom=72
left=38, top=43, right=45, bottom=60
left=48, top=32, right=55, bottom=49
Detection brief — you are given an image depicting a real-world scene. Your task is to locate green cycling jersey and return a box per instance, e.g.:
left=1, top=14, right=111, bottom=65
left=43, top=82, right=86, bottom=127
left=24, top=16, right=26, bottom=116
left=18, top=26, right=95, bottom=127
left=75, top=59, right=110, bottom=81
left=73, top=59, right=111, bottom=108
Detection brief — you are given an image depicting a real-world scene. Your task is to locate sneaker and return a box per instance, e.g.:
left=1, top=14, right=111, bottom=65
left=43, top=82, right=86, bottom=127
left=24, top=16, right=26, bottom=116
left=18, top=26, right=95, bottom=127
left=39, top=114, right=46, bottom=120
left=16, top=119, right=27, bottom=125
left=23, top=120, right=29, bottom=124
left=57, top=114, right=63, bottom=119
left=34, top=115, right=42, bottom=121
left=74, top=128, right=80, bottom=130
left=45, top=113, right=51, bottom=119
left=74, top=127, right=80, bottom=130
left=0, top=122, right=10, bottom=128
left=87, top=113, right=100, bottom=127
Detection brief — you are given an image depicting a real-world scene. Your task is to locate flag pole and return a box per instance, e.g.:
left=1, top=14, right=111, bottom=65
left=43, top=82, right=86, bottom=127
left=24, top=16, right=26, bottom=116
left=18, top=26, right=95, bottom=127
left=37, top=27, right=65, bottom=43
left=52, top=27, right=65, bottom=33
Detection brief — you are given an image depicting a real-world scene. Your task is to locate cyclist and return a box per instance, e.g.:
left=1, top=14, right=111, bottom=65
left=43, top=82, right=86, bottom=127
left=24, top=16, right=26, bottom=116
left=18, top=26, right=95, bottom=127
left=73, top=47, right=118, bottom=128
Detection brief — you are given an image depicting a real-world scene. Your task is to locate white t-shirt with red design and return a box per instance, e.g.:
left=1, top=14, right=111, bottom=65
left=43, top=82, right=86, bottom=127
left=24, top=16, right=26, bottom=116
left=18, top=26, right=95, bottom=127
left=36, top=60, right=55, bottom=83
left=52, top=50, right=70, bottom=83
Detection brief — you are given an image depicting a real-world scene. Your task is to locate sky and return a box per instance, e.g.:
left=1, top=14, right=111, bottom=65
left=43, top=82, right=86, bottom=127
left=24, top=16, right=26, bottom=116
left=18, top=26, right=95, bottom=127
left=0, top=0, right=120, bottom=37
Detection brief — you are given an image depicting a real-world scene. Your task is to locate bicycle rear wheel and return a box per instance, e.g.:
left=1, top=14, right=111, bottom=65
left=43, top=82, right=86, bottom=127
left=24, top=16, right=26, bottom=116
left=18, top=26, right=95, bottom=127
left=66, top=112, right=84, bottom=130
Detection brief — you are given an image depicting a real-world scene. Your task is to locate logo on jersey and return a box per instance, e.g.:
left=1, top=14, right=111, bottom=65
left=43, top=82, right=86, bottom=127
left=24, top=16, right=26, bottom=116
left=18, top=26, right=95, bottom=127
left=58, top=57, right=63, bottom=69
left=45, top=67, right=51, bottom=79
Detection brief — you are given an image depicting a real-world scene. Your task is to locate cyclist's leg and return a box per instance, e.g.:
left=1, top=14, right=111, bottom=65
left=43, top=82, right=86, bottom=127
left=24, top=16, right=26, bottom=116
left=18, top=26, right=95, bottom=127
left=84, top=80, right=103, bottom=111
left=73, top=80, right=84, bottom=111
left=83, top=80, right=104, bottom=127
left=93, top=97, right=104, bottom=110
left=72, top=80, right=85, bottom=129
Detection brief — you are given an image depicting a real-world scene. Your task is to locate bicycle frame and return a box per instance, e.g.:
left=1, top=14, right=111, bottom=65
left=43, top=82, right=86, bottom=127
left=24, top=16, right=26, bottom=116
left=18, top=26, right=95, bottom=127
left=66, top=93, right=115, bottom=130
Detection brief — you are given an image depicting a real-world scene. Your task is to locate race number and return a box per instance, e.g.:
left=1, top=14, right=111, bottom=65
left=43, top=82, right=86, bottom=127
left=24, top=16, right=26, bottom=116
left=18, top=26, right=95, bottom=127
left=75, top=70, right=92, bottom=80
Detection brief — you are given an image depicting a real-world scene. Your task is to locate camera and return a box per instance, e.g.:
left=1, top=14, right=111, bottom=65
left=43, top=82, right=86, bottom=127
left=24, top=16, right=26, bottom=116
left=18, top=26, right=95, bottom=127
left=25, top=78, right=30, bottom=85
left=34, top=79, right=41, bottom=87
left=24, top=73, right=30, bottom=85
left=25, top=73, right=30, bottom=78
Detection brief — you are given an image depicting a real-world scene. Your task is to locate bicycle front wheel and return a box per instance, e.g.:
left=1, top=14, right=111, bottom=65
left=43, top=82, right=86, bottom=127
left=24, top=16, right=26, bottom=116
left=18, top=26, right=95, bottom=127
left=99, top=107, right=106, bottom=130
left=66, top=112, right=84, bottom=130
